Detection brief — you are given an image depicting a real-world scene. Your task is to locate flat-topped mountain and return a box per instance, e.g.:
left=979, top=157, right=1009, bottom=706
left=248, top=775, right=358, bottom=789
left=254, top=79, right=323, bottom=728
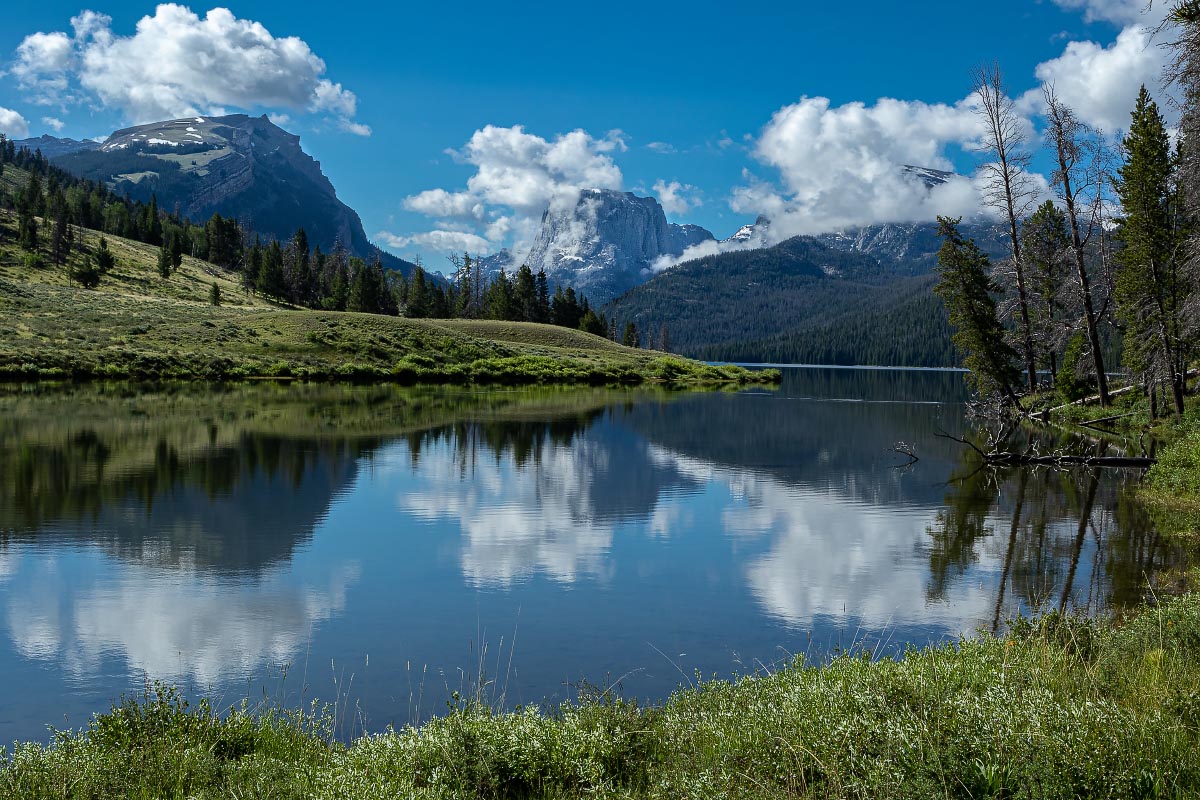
left=12, top=134, right=101, bottom=160
left=486, top=189, right=715, bottom=303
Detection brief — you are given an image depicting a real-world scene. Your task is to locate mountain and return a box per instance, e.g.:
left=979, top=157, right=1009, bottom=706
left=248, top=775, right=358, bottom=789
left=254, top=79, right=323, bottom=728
left=37, top=114, right=414, bottom=274
left=815, top=219, right=1010, bottom=276
left=486, top=189, right=715, bottom=303
left=728, top=215, right=769, bottom=244
left=901, top=164, right=955, bottom=188
left=13, top=134, right=101, bottom=160
left=603, top=235, right=959, bottom=367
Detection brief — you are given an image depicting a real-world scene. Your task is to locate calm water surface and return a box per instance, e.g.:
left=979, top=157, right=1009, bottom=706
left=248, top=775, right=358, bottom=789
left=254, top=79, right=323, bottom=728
left=0, top=369, right=1185, bottom=743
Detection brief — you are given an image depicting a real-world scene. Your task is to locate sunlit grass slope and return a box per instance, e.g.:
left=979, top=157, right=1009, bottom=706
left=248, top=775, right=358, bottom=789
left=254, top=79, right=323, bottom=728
left=0, top=188, right=777, bottom=387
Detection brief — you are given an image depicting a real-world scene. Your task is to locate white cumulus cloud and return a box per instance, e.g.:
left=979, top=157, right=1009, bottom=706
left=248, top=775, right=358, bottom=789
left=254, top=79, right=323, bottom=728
left=729, top=95, right=990, bottom=240
left=10, top=31, right=74, bottom=105
left=1051, top=0, right=1167, bottom=26
left=1028, top=24, right=1172, bottom=134
left=9, top=4, right=368, bottom=133
left=653, top=179, right=702, bottom=216
left=392, top=124, right=627, bottom=261
left=0, top=108, right=30, bottom=138
left=376, top=229, right=493, bottom=257
left=42, top=116, right=65, bottom=132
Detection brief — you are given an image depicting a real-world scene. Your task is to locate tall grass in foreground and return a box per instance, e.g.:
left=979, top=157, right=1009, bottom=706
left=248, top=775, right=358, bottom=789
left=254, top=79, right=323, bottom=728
left=3, top=594, right=1199, bottom=799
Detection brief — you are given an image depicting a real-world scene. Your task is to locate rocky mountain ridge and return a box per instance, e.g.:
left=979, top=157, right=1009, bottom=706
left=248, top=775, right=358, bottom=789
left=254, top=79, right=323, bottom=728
left=12, top=134, right=101, bottom=160
left=27, top=115, right=414, bottom=274
left=485, top=188, right=716, bottom=303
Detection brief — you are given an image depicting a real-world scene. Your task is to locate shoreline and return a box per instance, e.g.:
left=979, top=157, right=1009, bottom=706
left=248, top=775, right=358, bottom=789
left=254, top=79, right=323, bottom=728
left=3, top=594, right=1197, bottom=798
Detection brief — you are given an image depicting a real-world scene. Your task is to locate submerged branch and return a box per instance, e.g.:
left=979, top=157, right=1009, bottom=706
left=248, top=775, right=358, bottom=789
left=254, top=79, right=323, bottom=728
left=936, top=431, right=1155, bottom=468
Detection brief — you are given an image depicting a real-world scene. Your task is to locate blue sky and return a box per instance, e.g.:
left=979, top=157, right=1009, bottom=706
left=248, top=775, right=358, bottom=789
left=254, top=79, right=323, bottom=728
left=0, top=1, right=1173, bottom=271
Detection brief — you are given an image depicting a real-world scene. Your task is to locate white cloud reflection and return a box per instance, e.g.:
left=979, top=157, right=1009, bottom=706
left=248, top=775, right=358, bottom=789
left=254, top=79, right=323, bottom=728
left=399, top=438, right=617, bottom=587
left=3, top=545, right=359, bottom=685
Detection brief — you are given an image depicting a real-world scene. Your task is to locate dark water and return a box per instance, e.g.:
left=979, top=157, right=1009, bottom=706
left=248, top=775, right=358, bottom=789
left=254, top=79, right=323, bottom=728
left=0, top=370, right=1185, bottom=743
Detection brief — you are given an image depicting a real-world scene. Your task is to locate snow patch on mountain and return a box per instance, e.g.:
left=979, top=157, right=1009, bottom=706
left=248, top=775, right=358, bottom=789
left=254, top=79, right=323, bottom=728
left=482, top=189, right=715, bottom=303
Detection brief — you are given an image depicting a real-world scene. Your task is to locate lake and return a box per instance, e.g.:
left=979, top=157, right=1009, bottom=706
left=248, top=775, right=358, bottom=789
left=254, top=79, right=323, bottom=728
left=0, top=369, right=1186, bottom=744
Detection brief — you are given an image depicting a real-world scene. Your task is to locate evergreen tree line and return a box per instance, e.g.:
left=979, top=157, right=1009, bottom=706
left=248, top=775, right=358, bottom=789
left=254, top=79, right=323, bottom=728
left=935, top=73, right=1198, bottom=418
left=0, top=138, right=235, bottom=266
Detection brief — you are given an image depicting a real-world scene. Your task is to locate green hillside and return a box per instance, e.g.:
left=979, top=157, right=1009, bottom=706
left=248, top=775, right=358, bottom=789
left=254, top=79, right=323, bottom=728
left=699, top=274, right=957, bottom=366
left=0, top=185, right=775, bottom=387
left=605, top=236, right=959, bottom=367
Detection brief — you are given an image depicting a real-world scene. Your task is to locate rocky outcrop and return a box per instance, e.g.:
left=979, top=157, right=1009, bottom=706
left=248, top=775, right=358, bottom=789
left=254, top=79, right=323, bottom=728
left=516, top=189, right=715, bottom=302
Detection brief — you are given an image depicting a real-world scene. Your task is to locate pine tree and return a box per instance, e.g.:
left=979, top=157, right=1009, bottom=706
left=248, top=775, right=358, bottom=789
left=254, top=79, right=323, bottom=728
left=146, top=194, right=162, bottom=246
left=487, top=268, right=515, bottom=320
left=579, top=309, right=606, bottom=336
left=428, top=284, right=451, bottom=318
left=17, top=213, right=38, bottom=253
left=553, top=286, right=583, bottom=329
left=73, top=252, right=102, bottom=289
left=407, top=266, right=430, bottom=317
left=51, top=207, right=70, bottom=266
left=622, top=321, right=641, bottom=348
left=170, top=231, right=184, bottom=270
left=157, top=241, right=172, bottom=279
left=514, top=264, right=538, bottom=322
left=245, top=238, right=263, bottom=295
left=1021, top=200, right=1071, bottom=381
left=257, top=240, right=285, bottom=300
left=535, top=270, right=551, bottom=323
left=210, top=282, right=222, bottom=306
left=934, top=216, right=1021, bottom=403
left=1113, top=86, right=1192, bottom=417
left=94, top=237, right=115, bottom=273
left=325, top=261, right=349, bottom=311
left=453, top=253, right=476, bottom=318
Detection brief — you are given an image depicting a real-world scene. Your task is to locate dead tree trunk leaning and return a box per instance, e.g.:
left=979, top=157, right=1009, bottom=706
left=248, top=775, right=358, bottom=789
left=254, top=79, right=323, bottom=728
left=973, top=63, right=1040, bottom=394
left=1044, top=87, right=1111, bottom=407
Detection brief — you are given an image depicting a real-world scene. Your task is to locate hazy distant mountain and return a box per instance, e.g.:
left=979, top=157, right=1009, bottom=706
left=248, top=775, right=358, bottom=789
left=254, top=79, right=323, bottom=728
left=13, top=134, right=101, bottom=160
left=38, top=114, right=415, bottom=274
left=483, top=189, right=715, bottom=303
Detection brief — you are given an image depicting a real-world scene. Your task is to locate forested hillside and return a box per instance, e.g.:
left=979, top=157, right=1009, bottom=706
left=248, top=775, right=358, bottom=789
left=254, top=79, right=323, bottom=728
left=697, top=275, right=956, bottom=366
left=604, top=236, right=960, bottom=366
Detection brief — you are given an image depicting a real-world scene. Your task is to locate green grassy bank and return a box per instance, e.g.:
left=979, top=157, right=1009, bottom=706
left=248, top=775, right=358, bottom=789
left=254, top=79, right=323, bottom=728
left=2, top=594, right=1198, bottom=799
left=0, top=208, right=777, bottom=388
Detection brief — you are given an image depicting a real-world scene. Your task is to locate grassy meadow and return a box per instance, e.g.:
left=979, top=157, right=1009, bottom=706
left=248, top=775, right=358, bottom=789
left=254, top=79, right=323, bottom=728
left=0, top=199, right=776, bottom=388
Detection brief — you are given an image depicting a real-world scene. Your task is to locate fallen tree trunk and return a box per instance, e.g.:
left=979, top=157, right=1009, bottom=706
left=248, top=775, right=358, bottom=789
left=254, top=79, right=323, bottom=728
left=1049, top=368, right=1200, bottom=413
left=936, top=432, right=1156, bottom=468
left=1078, top=412, right=1139, bottom=431
left=982, top=453, right=1155, bottom=468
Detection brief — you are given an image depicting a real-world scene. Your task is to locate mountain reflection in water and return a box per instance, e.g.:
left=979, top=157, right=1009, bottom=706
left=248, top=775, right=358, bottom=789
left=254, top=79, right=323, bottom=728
left=0, top=374, right=1187, bottom=743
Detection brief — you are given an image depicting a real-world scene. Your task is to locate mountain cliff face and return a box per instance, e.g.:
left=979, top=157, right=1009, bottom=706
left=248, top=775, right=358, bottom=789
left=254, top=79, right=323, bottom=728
left=496, top=189, right=715, bottom=303
left=42, top=115, right=412, bottom=273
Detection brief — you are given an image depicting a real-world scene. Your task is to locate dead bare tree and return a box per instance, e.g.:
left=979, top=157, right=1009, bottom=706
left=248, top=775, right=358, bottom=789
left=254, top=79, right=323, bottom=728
left=1165, top=3, right=1200, bottom=393
left=972, top=63, right=1041, bottom=394
left=1043, top=86, right=1112, bottom=407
